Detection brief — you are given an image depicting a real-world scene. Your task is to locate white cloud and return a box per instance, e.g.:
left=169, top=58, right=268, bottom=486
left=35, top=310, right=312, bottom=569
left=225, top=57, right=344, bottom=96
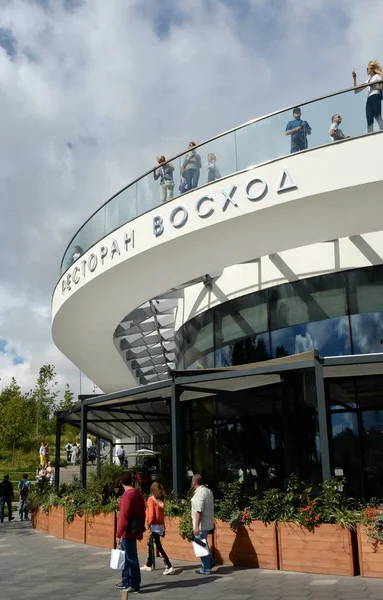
left=0, top=0, right=382, bottom=395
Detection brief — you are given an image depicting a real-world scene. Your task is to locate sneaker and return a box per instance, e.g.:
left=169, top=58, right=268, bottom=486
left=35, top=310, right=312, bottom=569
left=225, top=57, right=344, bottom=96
left=140, top=565, right=154, bottom=571
left=8, top=517, right=14, bottom=522
left=196, top=568, right=211, bottom=575
left=126, top=588, right=140, bottom=594
left=115, top=582, right=125, bottom=590
left=163, top=567, right=175, bottom=575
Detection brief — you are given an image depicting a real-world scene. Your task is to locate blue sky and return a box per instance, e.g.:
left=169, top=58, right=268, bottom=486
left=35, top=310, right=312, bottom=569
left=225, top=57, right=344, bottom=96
left=0, top=0, right=381, bottom=393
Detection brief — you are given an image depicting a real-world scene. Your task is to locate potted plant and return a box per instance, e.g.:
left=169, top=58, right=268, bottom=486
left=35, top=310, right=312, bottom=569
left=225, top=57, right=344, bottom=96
left=215, top=481, right=278, bottom=569
left=357, top=504, right=383, bottom=577
left=277, top=478, right=358, bottom=576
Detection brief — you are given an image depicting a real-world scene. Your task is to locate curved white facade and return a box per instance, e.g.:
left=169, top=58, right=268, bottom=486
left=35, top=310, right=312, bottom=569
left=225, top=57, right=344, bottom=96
left=52, top=133, right=383, bottom=393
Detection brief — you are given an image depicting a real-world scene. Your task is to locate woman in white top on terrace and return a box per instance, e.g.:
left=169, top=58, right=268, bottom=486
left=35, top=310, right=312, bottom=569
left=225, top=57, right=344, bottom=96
left=353, top=60, right=383, bottom=133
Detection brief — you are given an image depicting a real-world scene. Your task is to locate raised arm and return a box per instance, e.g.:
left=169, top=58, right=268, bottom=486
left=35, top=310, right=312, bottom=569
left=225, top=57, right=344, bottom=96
left=353, top=70, right=364, bottom=94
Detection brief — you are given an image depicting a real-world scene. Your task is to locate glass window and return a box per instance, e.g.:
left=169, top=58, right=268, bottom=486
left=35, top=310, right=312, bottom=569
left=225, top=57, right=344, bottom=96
left=269, top=273, right=347, bottom=331
left=215, top=334, right=271, bottom=367
left=215, top=292, right=268, bottom=349
left=105, top=184, right=137, bottom=234
left=174, top=328, right=184, bottom=370
left=271, top=317, right=351, bottom=358
left=351, top=312, right=383, bottom=355
left=183, top=312, right=214, bottom=369
left=348, top=265, right=383, bottom=315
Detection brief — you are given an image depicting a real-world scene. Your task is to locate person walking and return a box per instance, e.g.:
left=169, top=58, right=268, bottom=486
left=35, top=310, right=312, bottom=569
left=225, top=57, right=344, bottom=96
left=182, top=142, right=202, bottom=190
left=117, top=446, right=126, bottom=466
left=0, top=475, right=15, bottom=523
left=153, top=156, right=175, bottom=203
left=18, top=474, right=31, bottom=521
left=353, top=60, right=383, bottom=133
left=285, top=107, right=312, bottom=153
left=65, top=442, right=72, bottom=463
left=71, top=443, right=79, bottom=466
left=141, top=483, right=174, bottom=575
left=191, top=474, right=214, bottom=575
left=39, top=442, right=47, bottom=469
left=115, top=472, right=146, bottom=594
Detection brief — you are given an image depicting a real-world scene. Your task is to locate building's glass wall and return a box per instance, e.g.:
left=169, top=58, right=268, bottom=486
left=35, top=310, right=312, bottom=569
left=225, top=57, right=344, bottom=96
left=327, top=375, right=383, bottom=500
left=176, top=266, right=383, bottom=369
left=183, top=371, right=322, bottom=493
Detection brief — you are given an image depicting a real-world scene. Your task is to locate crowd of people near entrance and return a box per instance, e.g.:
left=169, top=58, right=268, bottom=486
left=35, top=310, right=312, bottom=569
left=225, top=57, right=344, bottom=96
left=115, top=472, right=214, bottom=593
left=65, top=437, right=97, bottom=466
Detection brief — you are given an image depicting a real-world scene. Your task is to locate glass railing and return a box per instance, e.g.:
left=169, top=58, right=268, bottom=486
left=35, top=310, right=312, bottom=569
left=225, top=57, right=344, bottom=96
left=61, top=82, right=381, bottom=272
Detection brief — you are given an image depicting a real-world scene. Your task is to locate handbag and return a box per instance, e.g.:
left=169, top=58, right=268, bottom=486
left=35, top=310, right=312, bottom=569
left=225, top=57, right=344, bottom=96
left=110, top=548, right=125, bottom=570
left=128, top=515, right=146, bottom=535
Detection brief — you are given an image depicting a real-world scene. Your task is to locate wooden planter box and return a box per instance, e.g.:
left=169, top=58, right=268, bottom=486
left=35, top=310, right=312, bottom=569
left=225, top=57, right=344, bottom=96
left=48, top=506, right=65, bottom=538
left=85, top=512, right=116, bottom=549
left=357, top=524, right=383, bottom=578
left=214, top=520, right=278, bottom=569
left=63, top=513, right=86, bottom=544
left=278, top=523, right=356, bottom=576
left=31, top=511, right=37, bottom=529
left=37, top=507, right=49, bottom=533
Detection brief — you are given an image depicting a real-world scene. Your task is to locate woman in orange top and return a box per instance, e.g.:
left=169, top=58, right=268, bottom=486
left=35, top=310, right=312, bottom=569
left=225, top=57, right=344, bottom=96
left=140, top=482, right=174, bottom=575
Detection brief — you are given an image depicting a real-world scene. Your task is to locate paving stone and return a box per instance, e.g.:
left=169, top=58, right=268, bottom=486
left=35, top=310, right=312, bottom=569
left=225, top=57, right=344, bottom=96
left=3, top=522, right=383, bottom=600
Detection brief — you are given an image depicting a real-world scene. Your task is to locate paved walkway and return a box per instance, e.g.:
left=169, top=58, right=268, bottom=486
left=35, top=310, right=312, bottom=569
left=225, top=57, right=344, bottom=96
left=1, top=521, right=383, bottom=599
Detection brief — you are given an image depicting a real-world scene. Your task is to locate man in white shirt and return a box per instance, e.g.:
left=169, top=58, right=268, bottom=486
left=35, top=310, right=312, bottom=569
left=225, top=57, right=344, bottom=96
left=329, top=114, right=349, bottom=142
left=191, top=474, right=214, bottom=574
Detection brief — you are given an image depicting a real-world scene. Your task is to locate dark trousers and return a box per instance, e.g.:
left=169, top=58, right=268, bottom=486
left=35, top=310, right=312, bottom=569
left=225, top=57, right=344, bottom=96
left=147, top=532, right=172, bottom=569
left=0, top=497, right=12, bottom=522
left=366, top=94, right=383, bottom=132
left=121, top=537, right=141, bottom=591
left=184, top=168, right=200, bottom=190
left=66, top=451, right=72, bottom=462
left=290, top=139, right=307, bottom=154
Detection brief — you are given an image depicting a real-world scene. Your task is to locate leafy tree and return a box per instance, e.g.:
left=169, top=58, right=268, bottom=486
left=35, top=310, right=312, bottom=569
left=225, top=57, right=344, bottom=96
left=57, top=384, right=75, bottom=412
left=0, top=378, right=32, bottom=450
left=31, top=364, right=59, bottom=438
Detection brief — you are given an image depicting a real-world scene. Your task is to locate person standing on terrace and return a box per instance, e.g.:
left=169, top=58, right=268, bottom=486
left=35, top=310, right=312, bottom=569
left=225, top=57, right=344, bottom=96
left=182, top=142, right=202, bottom=190
left=153, top=156, right=175, bottom=203
left=329, top=114, right=349, bottom=142
left=353, top=60, right=383, bottom=133
left=285, top=107, right=312, bottom=153
left=206, top=153, right=221, bottom=183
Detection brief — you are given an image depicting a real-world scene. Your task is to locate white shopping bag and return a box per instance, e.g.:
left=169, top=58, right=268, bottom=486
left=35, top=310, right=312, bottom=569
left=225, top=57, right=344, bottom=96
left=192, top=540, right=210, bottom=558
left=110, top=548, right=125, bottom=570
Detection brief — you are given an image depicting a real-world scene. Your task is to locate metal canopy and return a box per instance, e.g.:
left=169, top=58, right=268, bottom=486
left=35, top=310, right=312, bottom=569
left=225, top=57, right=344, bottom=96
left=57, top=351, right=383, bottom=442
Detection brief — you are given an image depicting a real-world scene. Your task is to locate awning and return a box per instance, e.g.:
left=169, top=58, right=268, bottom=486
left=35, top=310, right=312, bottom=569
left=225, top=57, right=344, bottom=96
left=58, top=351, right=383, bottom=442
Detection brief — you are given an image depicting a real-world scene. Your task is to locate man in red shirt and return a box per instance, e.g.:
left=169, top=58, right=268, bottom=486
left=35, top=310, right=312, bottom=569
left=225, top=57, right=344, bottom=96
left=115, top=472, right=146, bottom=593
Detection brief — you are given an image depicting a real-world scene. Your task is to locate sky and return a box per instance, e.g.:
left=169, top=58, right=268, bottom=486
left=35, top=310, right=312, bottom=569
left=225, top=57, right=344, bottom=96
left=0, top=0, right=382, bottom=399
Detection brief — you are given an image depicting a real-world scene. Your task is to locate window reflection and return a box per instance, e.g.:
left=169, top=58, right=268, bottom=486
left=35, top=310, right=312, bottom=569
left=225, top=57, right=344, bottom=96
left=271, top=317, right=351, bottom=358
left=351, top=312, right=383, bottom=354
left=215, top=333, right=270, bottom=367
left=176, top=267, right=383, bottom=369
left=269, top=273, right=347, bottom=331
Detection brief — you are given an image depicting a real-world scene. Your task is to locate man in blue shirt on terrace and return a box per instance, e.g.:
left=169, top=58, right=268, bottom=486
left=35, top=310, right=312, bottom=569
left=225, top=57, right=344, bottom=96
left=285, top=107, right=312, bottom=153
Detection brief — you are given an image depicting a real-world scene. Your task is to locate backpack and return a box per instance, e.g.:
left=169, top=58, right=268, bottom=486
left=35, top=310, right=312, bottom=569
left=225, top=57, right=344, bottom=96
left=19, top=481, right=29, bottom=499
